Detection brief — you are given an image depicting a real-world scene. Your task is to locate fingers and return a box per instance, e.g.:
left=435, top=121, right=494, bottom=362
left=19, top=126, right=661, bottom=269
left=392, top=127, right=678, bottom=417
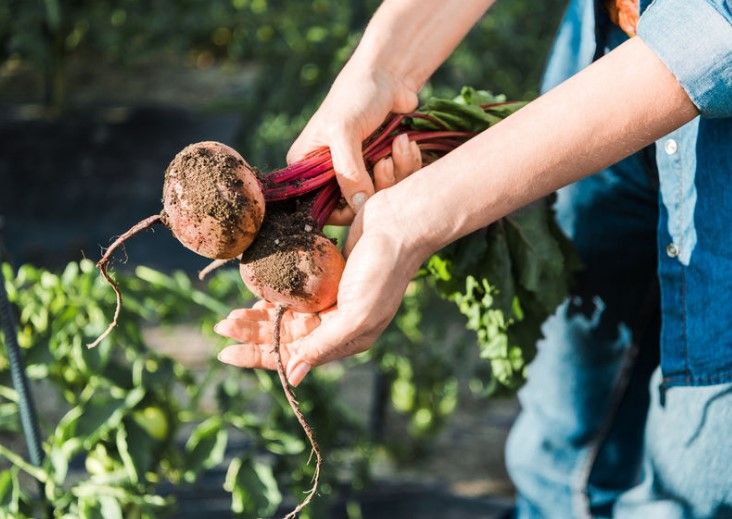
left=372, top=134, right=422, bottom=192
left=283, top=312, right=371, bottom=386
left=217, top=343, right=291, bottom=372
left=216, top=306, right=341, bottom=385
left=215, top=311, right=320, bottom=344
left=392, top=135, right=422, bottom=181
left=329, top=132, right=374, bottom=213
left=326, top=206, right=355, bottom=226
left=286, top=127, right=318, bottom=165
left=373, top=157, right=395, bottom=191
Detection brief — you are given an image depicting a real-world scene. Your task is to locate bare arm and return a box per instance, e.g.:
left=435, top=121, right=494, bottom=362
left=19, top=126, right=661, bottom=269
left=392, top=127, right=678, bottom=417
left=352, top=0, right=496, bottom=92
left=371, top=36, right=698, bottom=257
left=288, top=0, right=494, bottom=219
left=216, top=37, right=698, bottom=385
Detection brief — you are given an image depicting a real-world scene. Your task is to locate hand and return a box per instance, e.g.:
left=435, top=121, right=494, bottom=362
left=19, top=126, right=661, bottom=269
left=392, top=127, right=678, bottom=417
left=215, top=192, right=428, bottom=386
left=288, top=63, right=420, bottom=224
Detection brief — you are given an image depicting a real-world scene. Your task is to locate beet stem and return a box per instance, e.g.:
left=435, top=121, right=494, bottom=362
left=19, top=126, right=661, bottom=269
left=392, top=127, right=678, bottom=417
left=272, top=305, right=322, bottom=519
left=362, top=114, right=405, bottom=155
left=88, top=213, right=164, bottom=349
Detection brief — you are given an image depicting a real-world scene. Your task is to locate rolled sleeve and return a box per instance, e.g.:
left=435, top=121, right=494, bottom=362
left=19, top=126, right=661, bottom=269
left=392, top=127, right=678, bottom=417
left=637, top=0, right=732, bottom=118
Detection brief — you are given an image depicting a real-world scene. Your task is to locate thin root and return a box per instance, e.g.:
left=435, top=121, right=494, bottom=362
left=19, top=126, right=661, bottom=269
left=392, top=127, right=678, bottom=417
left=272, top=305, right=322, bottom=519
left=198, top=257, right=235, bottom=281
left=88, top=214, right=164, bottom=348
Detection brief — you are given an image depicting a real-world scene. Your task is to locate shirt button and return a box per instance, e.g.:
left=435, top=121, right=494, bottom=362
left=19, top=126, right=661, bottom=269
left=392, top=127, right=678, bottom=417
left=664, top=139, right=678, bottom=155
left=666, top=243, right=679, bottom=258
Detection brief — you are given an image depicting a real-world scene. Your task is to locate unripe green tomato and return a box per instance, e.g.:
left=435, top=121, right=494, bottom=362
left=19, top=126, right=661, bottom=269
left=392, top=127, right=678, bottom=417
left=132, top=405, right=170, bottom=441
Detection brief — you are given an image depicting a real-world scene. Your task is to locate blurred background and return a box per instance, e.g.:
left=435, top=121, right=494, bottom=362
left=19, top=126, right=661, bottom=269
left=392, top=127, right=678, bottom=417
left=0, top=1, right=565, bottom=517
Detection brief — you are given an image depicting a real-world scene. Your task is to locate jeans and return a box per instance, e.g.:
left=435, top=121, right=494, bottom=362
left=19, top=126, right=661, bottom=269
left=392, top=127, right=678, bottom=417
left=505, top=150, right=732, bottom=518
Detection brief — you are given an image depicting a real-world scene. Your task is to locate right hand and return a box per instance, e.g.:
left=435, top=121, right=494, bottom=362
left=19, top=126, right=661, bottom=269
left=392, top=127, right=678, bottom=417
left=288, top=64, right=421, bottom=224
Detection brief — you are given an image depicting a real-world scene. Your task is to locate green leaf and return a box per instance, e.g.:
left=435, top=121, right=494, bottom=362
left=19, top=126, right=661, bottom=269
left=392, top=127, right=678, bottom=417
left=49, top=438, right=82, bottom=484
left=260, top=429, right=306, bottom=456
left=183, top=417, right=228, bottom=481
left=120, top=419, right=155, bottom=481
left=76, top=388, right=146, bottom=450
left=0, top=403, right=19, bottom=432
left=0, top=443, right=47, bottom=482
left=0, top=469, right=17, bottom=512
left=224, top=457, right=281, bottom=517
left=98, top=495, right=123, bottom=519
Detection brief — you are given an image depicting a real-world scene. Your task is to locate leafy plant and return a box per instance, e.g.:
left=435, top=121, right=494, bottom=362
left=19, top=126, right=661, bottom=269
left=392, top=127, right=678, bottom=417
left=415, top=87, right=581, bottom=389
left=0, top=260, right=367, bottom=518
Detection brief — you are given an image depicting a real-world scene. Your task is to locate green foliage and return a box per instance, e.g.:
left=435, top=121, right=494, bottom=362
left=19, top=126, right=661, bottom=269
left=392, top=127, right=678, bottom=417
left=0, top=1, right=574, bottom=512
left=368, top=281, right=466, bottom=447
left=0, top=0, right=565, bottom=163
left=0, top=260, right=478, bottom=517
left=0, top=260, right=369, bottom=517
left=415, top=89, right=581, bottom=389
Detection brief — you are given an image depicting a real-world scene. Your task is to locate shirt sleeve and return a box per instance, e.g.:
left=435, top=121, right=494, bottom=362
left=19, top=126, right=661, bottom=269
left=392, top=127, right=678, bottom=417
left=637, top=0, right=732, bottom=118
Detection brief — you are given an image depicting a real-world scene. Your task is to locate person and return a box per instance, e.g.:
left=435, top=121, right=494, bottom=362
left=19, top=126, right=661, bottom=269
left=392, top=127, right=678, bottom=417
left=214, top=0, right=732, bottom=516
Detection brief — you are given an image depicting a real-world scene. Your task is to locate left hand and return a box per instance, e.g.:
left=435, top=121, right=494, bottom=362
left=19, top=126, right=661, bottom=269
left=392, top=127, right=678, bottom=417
left=215, top=191, right=427, bottom=386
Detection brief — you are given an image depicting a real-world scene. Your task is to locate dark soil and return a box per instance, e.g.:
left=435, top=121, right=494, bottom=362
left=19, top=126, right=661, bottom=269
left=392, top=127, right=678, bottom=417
left=240, top=202, right=321, bottom=296
left=164, top=143, right=250, bottom=246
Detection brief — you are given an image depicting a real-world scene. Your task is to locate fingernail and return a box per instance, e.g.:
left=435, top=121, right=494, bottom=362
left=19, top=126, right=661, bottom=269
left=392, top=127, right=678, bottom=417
left=351, top=192, right=368, bottom=211
left=287, top=362, right=312, bottom=387
left=213, top=322, right=224, bottom=334
left=395, top=133, right=409, bottom=153
left=410, top=141, right=422, bottom=165
left=217, top=347, right=233, bottom=364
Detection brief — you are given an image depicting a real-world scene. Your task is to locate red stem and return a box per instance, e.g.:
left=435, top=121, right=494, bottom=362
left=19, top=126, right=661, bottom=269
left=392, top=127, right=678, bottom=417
left=265, top=170, right=336, bottom=201
left=310, top=180, right=340, bottom=229
left=362, top=114, right=405, bottom=155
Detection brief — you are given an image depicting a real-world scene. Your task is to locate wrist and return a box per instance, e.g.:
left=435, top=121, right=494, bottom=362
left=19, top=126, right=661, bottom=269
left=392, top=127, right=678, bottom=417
left=367, top=187, right=440, bottom=269
left=340, top=51, right=421, bottom=114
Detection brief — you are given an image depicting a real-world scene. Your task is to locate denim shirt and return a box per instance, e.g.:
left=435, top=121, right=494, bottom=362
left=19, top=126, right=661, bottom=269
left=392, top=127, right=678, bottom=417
left=543, top=0, right=732, bottom=387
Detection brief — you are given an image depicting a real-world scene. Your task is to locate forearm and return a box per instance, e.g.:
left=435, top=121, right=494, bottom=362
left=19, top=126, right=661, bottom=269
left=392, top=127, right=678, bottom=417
left=349, top=0, right=495, bottom=91
left=383, top=37, right=698, bottom=259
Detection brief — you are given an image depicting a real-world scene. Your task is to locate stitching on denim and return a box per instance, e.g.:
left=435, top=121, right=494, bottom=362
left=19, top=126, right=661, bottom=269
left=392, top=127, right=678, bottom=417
left=673, top=133, right=691, bottom=383
left=663, top=368, right=732, bottom=388
left=677, top=137, right=683, bottom=255
left=680, top=264, right=690, bottom=384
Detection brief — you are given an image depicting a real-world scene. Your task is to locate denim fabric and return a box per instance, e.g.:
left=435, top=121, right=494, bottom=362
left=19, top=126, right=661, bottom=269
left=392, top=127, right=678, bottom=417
left=614, top=369, right=732, bottom=518
left=637, top=0, right=732, bottom=118
left=506, top=152, right=661, bottom=518
left=541, top=0, right=732, bottom=389
left=505, top=0, right=732, bottom=516
left=638, top=0, right=732, bottom=386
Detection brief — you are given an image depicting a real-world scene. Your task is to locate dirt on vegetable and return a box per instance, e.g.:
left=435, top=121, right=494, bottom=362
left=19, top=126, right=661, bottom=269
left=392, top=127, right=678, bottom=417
left=240, top=202, right=324, bottom=297
left=164, top=143, right=251, bottom=246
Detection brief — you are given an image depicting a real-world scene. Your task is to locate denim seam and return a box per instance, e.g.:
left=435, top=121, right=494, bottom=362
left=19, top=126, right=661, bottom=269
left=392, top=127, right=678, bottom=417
left=662, top=368, right=732, bottom=388
left=680, top=264, right=690, bottom=384
left=674, top=140, right=691, bottom=384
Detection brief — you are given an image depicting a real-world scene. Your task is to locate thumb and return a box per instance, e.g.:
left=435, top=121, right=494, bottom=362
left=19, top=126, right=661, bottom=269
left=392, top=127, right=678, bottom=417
left=286, top=133, right=314, bottom=165
left=329, top=132, right=374, bottom=213
left=284, top=311, right=361, bottom=385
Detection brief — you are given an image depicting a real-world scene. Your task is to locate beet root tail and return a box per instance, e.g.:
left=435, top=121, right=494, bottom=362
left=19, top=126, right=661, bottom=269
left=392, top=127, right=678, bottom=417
left=271, top=305, right=322, bottom=519
left=88, top=213, right=164, bottom=348
left=198, top=257, right=235, bottom=281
